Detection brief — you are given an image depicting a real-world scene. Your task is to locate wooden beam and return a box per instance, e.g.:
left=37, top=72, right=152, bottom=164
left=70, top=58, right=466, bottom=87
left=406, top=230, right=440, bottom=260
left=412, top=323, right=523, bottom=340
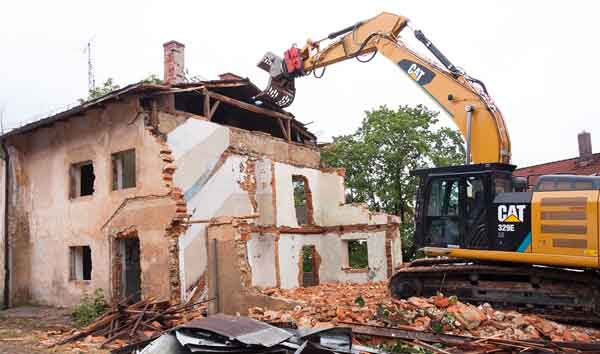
left=204, top=94, right=210, bottom=118
left=286, top=119, right=291, bottom=142
left=292, top=121, right=316, bottom=141
left=203, top=89, right=292, bottom=121
left=151, top=86, right=205, bottom=95
left=207, top=101, right=221, bottom=121
left=204, top=82, right=250, bottom=89
left=276, top=118, right=288, bottom=140
left=174, top=110, right=208, bottom=121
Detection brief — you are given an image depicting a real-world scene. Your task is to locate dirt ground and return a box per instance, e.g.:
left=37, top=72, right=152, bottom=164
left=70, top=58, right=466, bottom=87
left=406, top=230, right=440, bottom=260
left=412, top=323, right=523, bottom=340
left=0, top=306, right=110, bottom=354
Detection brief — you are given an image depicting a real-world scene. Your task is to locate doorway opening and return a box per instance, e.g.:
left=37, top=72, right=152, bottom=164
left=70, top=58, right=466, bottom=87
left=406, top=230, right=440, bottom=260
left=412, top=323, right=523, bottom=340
left=300, top=245, right=319, bottom=287
left=113, top=232, right=142, bottom=302
left=121, top=238, right=141, bottom=301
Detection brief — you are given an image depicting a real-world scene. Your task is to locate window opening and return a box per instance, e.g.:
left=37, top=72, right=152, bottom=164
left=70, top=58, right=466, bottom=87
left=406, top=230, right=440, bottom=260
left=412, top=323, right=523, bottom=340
left=112, top=149, right=136, bottom=190
left=347, top=240, right=368, bottom=269
left=70, top=161, right=95, bottom=198
left=292, top=175, right=312, bottom=225
left=69, top=246, right=92, bottom=281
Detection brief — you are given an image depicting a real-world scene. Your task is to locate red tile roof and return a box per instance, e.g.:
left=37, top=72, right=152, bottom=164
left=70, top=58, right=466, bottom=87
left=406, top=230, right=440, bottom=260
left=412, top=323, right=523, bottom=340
left=514, top=153, right=600, bottom=187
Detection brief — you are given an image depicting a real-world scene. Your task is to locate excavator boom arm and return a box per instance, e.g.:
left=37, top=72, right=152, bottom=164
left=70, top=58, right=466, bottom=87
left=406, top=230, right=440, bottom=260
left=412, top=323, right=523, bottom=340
left=257, top=12, right=511, bottom=164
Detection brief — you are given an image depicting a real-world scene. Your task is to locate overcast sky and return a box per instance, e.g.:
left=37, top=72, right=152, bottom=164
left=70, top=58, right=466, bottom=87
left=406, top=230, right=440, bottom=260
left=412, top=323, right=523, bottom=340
left=1, top=1, right=598, bottom=167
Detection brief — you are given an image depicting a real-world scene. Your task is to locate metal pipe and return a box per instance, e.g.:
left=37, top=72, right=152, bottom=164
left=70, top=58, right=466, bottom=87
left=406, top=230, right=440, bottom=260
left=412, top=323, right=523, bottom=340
left=413, top=29, right=459, bottom=74
left=465, top=105, right=474, bottom=165
left=1, top=141, right=9, bottom=309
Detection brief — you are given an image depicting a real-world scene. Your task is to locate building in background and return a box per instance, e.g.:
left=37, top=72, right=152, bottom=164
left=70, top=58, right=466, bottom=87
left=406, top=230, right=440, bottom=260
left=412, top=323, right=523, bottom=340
left=514, top=132, right=600, bottom=189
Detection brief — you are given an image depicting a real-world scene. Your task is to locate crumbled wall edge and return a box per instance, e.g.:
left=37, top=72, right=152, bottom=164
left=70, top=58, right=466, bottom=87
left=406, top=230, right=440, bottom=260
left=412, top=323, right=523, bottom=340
left=146, top=117, right=188, bottom=304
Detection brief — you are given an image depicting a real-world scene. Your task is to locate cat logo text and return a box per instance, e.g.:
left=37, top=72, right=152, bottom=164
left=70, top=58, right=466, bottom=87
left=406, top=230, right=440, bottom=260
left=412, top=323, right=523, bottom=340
left=497, top=205, right=526, bottom=223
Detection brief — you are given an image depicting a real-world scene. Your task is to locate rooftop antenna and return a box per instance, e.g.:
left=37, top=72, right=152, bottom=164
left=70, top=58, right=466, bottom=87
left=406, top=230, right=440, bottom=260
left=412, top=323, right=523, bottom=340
left=83, top=36, right=96, bottom=91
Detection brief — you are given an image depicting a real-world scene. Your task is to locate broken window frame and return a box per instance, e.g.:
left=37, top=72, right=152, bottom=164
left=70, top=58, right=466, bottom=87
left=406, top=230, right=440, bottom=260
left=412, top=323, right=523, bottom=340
left=69, top=246, right=92, bottom=281
left=69, top=160, right=95, bottom=199
left=111, top=149, right=137, bottom=191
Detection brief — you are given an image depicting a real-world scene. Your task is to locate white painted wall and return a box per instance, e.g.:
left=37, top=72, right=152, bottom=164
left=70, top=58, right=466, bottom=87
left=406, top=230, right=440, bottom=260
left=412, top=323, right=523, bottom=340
left=247, top=233, right=277, bottom=287
left=170, top=120, right=402, bottom=295
left=277, top=231, right=388, bottom=289
left=170, top=119, right=276, bottom=296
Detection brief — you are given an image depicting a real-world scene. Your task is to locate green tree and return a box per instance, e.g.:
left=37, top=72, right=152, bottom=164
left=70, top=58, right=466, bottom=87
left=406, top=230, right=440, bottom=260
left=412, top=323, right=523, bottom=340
left=322, top=105, right=464, bottom=260
left=142, top=74, right=162, bottom=84
left=80, top=78, right=120, bottom=103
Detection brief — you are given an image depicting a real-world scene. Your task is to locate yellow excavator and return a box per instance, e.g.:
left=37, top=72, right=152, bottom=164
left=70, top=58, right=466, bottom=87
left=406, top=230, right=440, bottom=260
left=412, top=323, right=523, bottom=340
left=256, top=12, right=600, bottom=322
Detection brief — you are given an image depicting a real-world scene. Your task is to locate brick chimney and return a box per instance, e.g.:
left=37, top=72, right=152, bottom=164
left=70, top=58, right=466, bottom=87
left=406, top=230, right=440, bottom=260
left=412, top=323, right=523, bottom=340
left=578, top=131, right=593, bottom=159
left=163, top=40, right=185, bottom=84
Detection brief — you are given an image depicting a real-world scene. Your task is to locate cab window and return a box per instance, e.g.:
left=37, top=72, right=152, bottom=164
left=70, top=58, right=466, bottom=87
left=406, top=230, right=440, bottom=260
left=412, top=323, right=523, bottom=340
left=466, top=176, right=485, bottom=218
left=428, top=179, right=459, bottom=216
left=426, top=178, right=460, bottom=246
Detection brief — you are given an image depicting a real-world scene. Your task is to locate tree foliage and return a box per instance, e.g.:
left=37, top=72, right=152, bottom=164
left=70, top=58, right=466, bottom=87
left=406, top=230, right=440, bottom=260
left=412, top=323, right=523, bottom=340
left=80, top=74, right=161, bottom=104
left=80, top=78, right=120, bottom=103
left=321, top=105, right=465, bottom=260
left=142, top=73, right=162, bottom=84
left=348, top=240, right=368, bottom=269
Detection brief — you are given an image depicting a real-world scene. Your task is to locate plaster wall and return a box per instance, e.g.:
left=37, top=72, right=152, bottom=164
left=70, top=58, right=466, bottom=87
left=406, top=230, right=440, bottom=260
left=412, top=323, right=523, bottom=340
left=246, top=234, right=277, bottom=287
left=6, top=98, right=173, bottom=306
left=268, top=163, right=401, bottom=288
left=275, top=231, right=388, bottom=289
left=169, top=119, right=276, bottom=297
left=274, top=163, right=395, bottom=227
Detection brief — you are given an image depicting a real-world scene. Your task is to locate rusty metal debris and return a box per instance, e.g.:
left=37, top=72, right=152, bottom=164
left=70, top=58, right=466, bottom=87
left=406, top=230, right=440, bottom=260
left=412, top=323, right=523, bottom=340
left=136, top=313, right=600, bottom=354
left=139, top=314, right=377, bottom=354
left=180, top=314, right=293, bottom=347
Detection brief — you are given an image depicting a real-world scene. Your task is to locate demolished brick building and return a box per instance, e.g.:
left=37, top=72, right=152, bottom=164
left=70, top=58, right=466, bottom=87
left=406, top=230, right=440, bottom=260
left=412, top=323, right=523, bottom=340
left=0, top=41, right=402, bottom=310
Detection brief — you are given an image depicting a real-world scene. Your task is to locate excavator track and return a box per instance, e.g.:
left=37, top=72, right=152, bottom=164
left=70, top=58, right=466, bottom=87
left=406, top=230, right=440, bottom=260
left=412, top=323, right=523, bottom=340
left=389, top=259, right=600, bottom=325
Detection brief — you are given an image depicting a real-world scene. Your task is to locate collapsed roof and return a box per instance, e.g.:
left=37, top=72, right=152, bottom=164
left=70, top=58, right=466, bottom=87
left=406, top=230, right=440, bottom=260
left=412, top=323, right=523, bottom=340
left=2, top=76, right=317, bottom=145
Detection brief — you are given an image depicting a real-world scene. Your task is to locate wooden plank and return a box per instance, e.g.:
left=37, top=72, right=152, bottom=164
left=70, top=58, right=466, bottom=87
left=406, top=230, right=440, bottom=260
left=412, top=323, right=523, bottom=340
left=292, top=122, right=316, bottom=140
left=203, top=89, right=292, bottom=121
left=155, top=85, right=205, bottom=94
left=129, top=302, right=150, bottom=337
left=276, top=118, right=289, bottom=140
left=204, top=94, right=210, bottom=118
left=174, top=110, right=208, bottom=121
left=207, top=100, right=221, bottom=121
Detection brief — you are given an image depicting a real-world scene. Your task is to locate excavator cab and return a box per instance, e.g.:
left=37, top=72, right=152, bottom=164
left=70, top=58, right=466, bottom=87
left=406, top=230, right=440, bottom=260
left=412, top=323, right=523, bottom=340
left=412, top=163, right=517, bottom=250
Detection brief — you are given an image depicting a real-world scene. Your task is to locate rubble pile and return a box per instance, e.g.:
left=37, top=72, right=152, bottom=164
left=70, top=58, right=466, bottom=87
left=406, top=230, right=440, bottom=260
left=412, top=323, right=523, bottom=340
left=49, top=297, right=209, bottom=350
left=248, top=282, right=600, bottom=343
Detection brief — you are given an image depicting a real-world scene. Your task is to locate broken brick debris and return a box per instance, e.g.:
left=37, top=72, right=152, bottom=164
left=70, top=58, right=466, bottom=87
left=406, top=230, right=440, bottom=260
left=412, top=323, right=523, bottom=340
left=48, top=297, right=211, bottom=350
left=248, top=282, right=600, bottom=349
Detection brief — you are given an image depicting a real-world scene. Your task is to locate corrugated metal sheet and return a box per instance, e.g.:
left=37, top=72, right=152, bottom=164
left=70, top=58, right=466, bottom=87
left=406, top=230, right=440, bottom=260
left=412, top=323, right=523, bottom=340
left=181, top=314, right=293, bottom=347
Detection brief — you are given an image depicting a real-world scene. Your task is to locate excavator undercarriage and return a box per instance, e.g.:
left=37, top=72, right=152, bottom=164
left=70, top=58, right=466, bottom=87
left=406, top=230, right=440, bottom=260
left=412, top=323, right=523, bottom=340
left=390, top=258, right=600, bottom=324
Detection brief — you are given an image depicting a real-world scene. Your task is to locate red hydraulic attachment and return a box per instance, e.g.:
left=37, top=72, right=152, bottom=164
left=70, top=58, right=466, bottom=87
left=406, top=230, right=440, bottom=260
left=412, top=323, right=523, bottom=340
left=284, top=47, right=304, bottom=76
